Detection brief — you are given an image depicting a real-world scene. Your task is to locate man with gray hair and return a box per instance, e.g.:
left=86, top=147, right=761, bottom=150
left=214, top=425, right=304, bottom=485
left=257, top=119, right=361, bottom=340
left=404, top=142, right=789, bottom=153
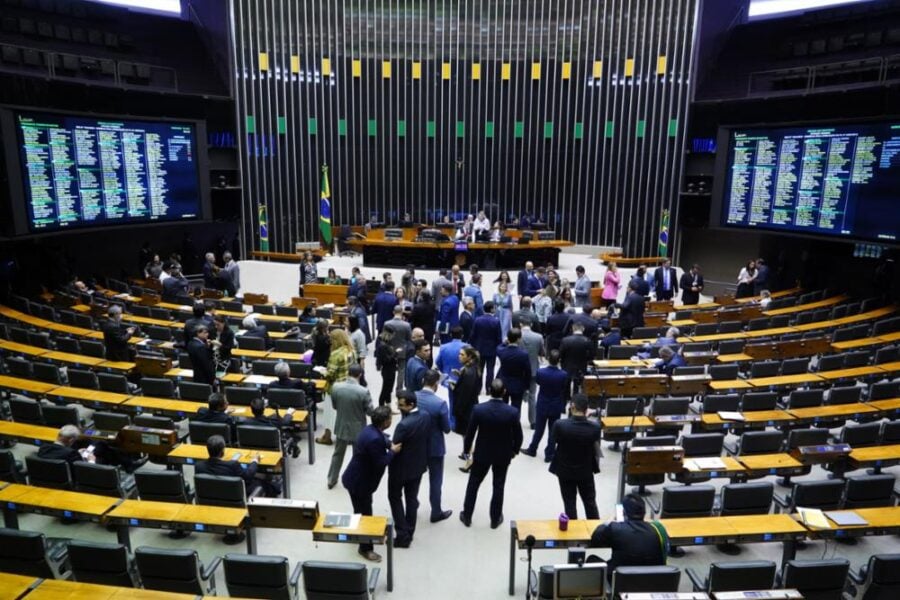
left=202, top=251, right=218, bottom=289
left=102, top=304, right=135, bottom=362
left=519, top=315, right=545, bottom=428
left=38, top=425, right=90, bottom=464
left=222, top=251, right=240, bottom=295
left=655, top=345, right=686, bottom=376
left=269, top=361, right=306, bottom=391
left=241, top=316, right=272, bottom=350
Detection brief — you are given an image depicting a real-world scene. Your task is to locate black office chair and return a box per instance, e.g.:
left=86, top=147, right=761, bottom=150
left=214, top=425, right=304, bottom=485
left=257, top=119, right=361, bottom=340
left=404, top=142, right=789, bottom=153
left=838, top=422, right=881, bottom=448
left=237, top=335, right=266, bottom=351
left=225, top=385, right=262, bottom=406
left=672, top=433, right=725, bottom=485
left=701, top=394, right=740, bottom=414
left=72, top=462, right=136, bottom=498
left=189, top=421, right=232, bottom=445
left=843, top=475, right=896, bottom=509
left=42, top=405, right=80, bottom=428
left=98, top=372, right=130, bottom=394
left=0, top=528, right=69, bottom=578
left=719, top=321, right=742, bottom=334
left=782, top=357, right=810, bottom=375
left=730, top=430, right=784, bottom=456
left=223, top=554, right=301, bottom=600
left=251, top=360, right=279, bottom=376
left=817, top=354, right=845, bottom=372
left=25, top=455, right=72, bottom=490
left=133, top=413, right=176, bottom=430
left=92, top=411, right=131, bottom=431
left=195, top=474, right=253, bottom=509
left=145, top=324, right=174, bottom=342
left=719, top=482, right=774, bottom=516
left=694, top=324, right=719, bottom=336
left=740, top=392, right=778, bottom=412
left=267, top=388, right=308, bottom=410
left=785, top=389, right=824, bottom=409
left=140, top=377, right=177, bottom=398
left=0, top=450, right=25, bottom=483
left=9, top=398, right=44, bottom=424
left=844, top=350, right=871, bottom=368
left=648, top=397, right=690, bottom=436
left=652, top=485, right=716, bottom=519
left=875, top=346, right=900, bottom=365
left=609, top=566, right=681, bottom=599
left=778, top=558, right=850, bottom=600
left=607, top=346, right=640, bottom=360
left=237, top=424, right=282, bottom=451
left=881, top=420, right=900, bottom=445
left=54, top=337, right=81, bottom=354
left=827, top=386, right=862, bottom=405
left=301, top=560, right=380, bottom=600
left=27, top=331, right=51, bottom=349
left=747, top=317, right=770, bottom=332
left=709, top=364, right=740, bottom=381
left=627, top=435, right=677, bottom=495
left=32, top=362, right=63, bottom=385
left=5, top=356, right=33, bottom=378
left=67, top=540, right=136, bottom=587
left=870, top=381, right=900, bottom=401
left=749, top=361, right=780, bottom=378
left=67, top=368, right=99, bottom=390
left=274, top=339, right=306, bottom=354
left=150, top=307, right=172, bottom=321
left=672, top=365, right=705, bottom=376
left=849, top=553, right=900, bottom=600
left=135, top=470, right=193, bottom=503
left=779, top=428, right=830, bottom=486
left=717, top=339, right=746, bottom=355
left=178, top=353, right=194, bottom=369
left=775, top=479, right=845, bottom=514
left=179, top=381, right=213, bottom=401
left=686, top=560, right=776, bottom=593
left=131, top=304, right=152, bottom=317
left=135, top=546, right=221, bottom=595
left=603, top=398, right=644, bottom=450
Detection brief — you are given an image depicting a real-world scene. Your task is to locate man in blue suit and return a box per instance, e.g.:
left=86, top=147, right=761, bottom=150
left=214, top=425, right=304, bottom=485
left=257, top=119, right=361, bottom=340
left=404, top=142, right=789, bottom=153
left=415, top=370, right=453, bottom=523
left=460, top=379, right=523, bottom=529
left=496, top=328, right=532, bottom=413
left=404, top=339, right=431, bottom=392
left=462, top=274, right=484, bottom=318
left=470, top=301, right=503, bottom=393
left=655, top=345, right=686, bottom=376
left=436, top=283, right=460, bottom=344
left=372, top=281, right=398, bottom=334
left=388, top=391, right=431, bottom=547
left=342, top=406, right=400, bottom=562
left=435, top=326, right=465, bottom=429
left=521, top=349, right=569, bottom=461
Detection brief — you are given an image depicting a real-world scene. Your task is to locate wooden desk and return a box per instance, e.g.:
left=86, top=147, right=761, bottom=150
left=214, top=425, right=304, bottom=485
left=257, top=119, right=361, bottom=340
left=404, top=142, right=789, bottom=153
left=0, top=483, right=120, bottom=529
left=716, top=353, right=753, bottom=363
left=163, top=368, right=245, bottom=384
left=848, top=444, right=900, bottom=471
left=708, top=380, right=752, bottom=392
left=0, top=421, right=60, bottom=446
left=682, top=351, right=718, bottom=365
left=98, top=360, right=137, bottom=373
left=25, top=578, right=195, bottom=600
left=348, top=236, right=574, bottom=268
left=680, top=456, right=747, bottom=482
left=592, top=359, right=654, bottom=368
left=866, top=397, right=900, bottom=418
left=231, top=348, right=271, bottom=359
left=0, top=572, right=38, bottom=600
left=105, top=499, right=249, bottom=552
left=0, top=375, right=58, bottom=397
left=797, top=506, right=900, bottom=540
left=816, top=366, right=885, bottom=381
left=509, top=519, right=597, bottom=594
left=746, top=374, right=824, bottom=388
left=312, top=514, right=393, bottom=591
left=0, top=339, right=48, bottom=358
left=49, top=386, right=131, bottom=409
left=601, top=416, right=655, bottom=433
left=670, top=375, right=712, bottom=395
left=699, top=410, right=797, bottom=432
left=787, top=402, right=878, bottom=426
left=737, top=454, right=806, bottom=478
left=875, top=361, right=900, bottom=376
left=166, top=444, right=289, bottom=498
left=583, top=375, right=669, bottom=397
left=40, top=350, right=106, bottom=368
left=763, top=294, right=848, bottom=316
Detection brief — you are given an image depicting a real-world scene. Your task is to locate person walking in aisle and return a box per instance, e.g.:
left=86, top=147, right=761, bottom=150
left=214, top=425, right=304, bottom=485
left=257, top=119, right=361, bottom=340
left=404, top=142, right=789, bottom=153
left=326, top=364, right=373, bottom=489
left=388, top=391, right=431, bottom=548
left=469, top=301, right=503, bottom=394
left=521, top=350, right=568, bottom=461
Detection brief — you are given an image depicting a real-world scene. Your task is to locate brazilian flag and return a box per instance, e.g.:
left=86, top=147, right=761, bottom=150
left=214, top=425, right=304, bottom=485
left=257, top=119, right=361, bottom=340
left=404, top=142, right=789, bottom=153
left=658, top=209, right=669, bottom=257
left=258, top=204, right=269, bottom=252
left=319, top=164, right=333, bottom=246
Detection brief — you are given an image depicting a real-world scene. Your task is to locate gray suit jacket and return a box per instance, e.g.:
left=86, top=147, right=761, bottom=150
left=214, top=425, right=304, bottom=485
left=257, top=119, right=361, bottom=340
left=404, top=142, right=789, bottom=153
left=431, top=276, right=450, bottom=300
left=520, top=327, right=545, bottom=375
left=573, top=275, right=592, bottom=307
left=385, top=317, right=412, bottom=357
left=331, top=378, right=374, bottom=442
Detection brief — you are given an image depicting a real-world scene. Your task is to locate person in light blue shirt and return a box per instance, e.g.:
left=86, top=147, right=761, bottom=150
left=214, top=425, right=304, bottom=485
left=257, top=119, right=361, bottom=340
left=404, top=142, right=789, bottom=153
left=462, top=274, right=485, bottom=318
left=435, top=326, right=465, bottom=429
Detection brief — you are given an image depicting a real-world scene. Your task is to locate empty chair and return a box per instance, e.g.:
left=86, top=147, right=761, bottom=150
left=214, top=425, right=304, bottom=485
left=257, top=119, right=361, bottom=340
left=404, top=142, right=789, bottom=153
left=25, top=455, right=72, bottom=490
left=673, top=433, right=725, bottom=485
left=827, top=386, right=862, bottom=405
left=770, top=315, right=791, bottom=327
left=686, top=560, right=776, bottom=593
left=653, top=485, right=716, bottom=519
left=179, top=381, right=213, bottom=401
left=27, top=331, right=51, bottom=348
left=817, top=354, right=845, bottom=372
left=872, top=318, right=900, bottom=336
left=603, top=398, right=644, bottom=450
left=189, top=421, right=232, bottom=445
left=178, top=353, right=194, bottom=369
left=67, top=368, right=99, bottom=389
left=0, top=450, right=25, bottom=483
left=140, top=377, right=176, bottom=398
left=648, top=397, right=690, bottom=436
left=42, top=405, right=80, bottom=428
left=719, top=482, right=774, bottom=516
left=627, top=435, right=677, bottom=495
left=150, top=307, right=172, bottom=321
left=750, top=361, right=780, bottom=378
left=8, top=327, right=30, bottom=344
left=130, top=304, right=151, bottom=317
left=266, top=388, right=307, bottom=410
left=225, top=385, right=262, bottom=406
left=223, top=554, right=300, bottom=600
left=781, top=427, right=831, bottom=485
left=717, top=339, right=746, bottom=355
left=98, top=373, right=130, bottom=394
left=145, top=324, right=173, bottom=342
left=273, top=339, right=305, bottom=354
left=610, top=566, right=681, bottom=599
left=838, top=422, right=881, bottom=448
left=779, top=558, right=850, bottom=600
left=72, top=462, right=136, bottom=498
left=709, top=364, right=739, bottom=381
left=302, top=560, right=380, bottom=600
left=747, top=317, right=770, bottom=332
left=831, top=305, right=848, bottom=320
left=786, top=388, right=824, bottom=409
left=849, top=553, right=900, bottom=600
left=32, top=362, right=63, bottom=385
left=135, top=546, right=221, bottom=595
left=702, top=393, right=740, bottom=414
left=672, top=365, right=705, bottom=376
left=782, top=357, right=810, bottom=375
left=843, top=475, right=896, bottom=509
left=236, top=335, right=266, bottom=351
left=775, top=479, right=845, bottom=513
left=732, top=430, right=784, bottom=456
left=870, top=380, right=900, bottom=401
left=251, top=360, right=279, bottom=376
left=882, top=420, right=900, bottom=444
left=844, top=351, right=871, bottom=368
left=92, top=411, right=130, bottom=431
left=718, top=321, right=742, bottom=334
left=10, top=398, right=43, bottom=424
left=833, top=327, right=864, bottom=343
left=135, top=470, right=193, bottom=503
left=5, top=356, right=33, bottom=378
left=55, top=337, right=80, bottom=354
left=0, top=528, right=69, bottom=578
left=237, top=424, right=282, bottom=451
left=682, top=342, right=711, bottom=352
left=75, top=315, right=98, bottom=332
left=195, top=474, right=250, bottom=509
left=67, top=540, right=135, bottom=587
left=741, top=392, right=778, bottom=412
left=608, top=346, right=640, bottom=360
left=874, top=346, right=899, bottom=365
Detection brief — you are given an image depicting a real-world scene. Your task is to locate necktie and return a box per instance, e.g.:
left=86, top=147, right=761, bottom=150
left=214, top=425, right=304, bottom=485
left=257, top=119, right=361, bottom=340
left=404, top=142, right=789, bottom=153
left=453, top=277, right=458, bottom=294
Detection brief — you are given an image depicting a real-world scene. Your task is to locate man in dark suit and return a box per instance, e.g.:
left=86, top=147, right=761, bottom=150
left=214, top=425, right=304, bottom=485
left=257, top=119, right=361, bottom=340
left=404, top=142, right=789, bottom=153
left=459, top=297, right=475, bottom=343
left=565, top=304, right=599, bottom=340
left=388, top=391, right=431, bottom=548
left=184, top=301, right=215, bottom=343
left=437, top=284, right=460, bottom=344
left=652, top=259, right=678, bottom=301
left=195, top=434, right=261, bottom=496
left=544, top=300, right=571, bottom=352
left=549, top=394, right=602, bottom=519
left=679, top=264, right=704, bottom=306
left=162, top=264, right=191, bottom=303
left=631, top=266, right=651, bottom=298
left=37, top=424, right=88, bottom=464
left=241, top=316, right=272, bottom=350
left=469, top=301, right=503, bottom=393
left=187, top=325, right=217, bottom=385
left=404, top=339, right=431, bottom=393
left=559, top=322, right=595, bottom=398
left=616, top=280, right=646, bottom=338
left=102, top=305, right=135, bottom=362
left=516, top=261, right=534, bottom=302
left=415, top=370, right=453, bottom=523
left=522, top=350, right=568, bottom=461
left=342, top=406, right=400, bottom=562
left=372, top=281, right=398, bottom=334
left=460, top=379, right=523, bottom=529
left=449, top=265, right=466, bottom=298
left=655, top=345, right=686, bottom=376
left=496, top=328, right=532, bottom=413
left=754, top=257, right=770, bottom=296
left=192, top=392, right=237, bottom=439
left=267, top=361, right=306, bottom=391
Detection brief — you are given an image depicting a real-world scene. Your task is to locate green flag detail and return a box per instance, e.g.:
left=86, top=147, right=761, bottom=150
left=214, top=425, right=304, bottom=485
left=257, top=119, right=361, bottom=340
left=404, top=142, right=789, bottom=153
left=258, top=204, right=269, bottom=252
left=320, top=165, right=333, bottom=247
left=658, top=209, right=670, bottom=257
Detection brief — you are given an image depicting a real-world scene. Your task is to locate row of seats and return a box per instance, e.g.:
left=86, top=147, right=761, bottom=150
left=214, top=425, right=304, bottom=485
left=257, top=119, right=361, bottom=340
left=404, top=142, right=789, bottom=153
left=0, top=527, right=379, bottom=599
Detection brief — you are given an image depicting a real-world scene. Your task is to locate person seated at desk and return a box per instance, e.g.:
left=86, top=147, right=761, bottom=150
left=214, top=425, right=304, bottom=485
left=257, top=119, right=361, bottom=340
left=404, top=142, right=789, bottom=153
left=398, top=212, right=414, bottom=227
left=245, top=397, right=301, bottom=459
left=473, top=210, right=491, bottom=241
left=102, top=305, right=136, bottom=362
left=324, top=268, right=342, bottom=286
left=588, top=494, right=669, bottom=582
left=758, top=289, right=772, bottom=308
left=241, top=316, right=272, bottom=350
left=39, top=424, right=143, bottom=472
left=489, top=221, right=504, bottom=242
left=193, top=393, right=237, bottom=438
left=654, top=345, right=686, bottom=376
left=268, top=361, right=306, bottom=391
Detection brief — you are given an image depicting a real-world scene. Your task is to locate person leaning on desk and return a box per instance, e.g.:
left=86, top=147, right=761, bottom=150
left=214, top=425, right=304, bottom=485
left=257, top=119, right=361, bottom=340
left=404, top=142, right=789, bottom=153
left=587, top=494, right=669, bottom=582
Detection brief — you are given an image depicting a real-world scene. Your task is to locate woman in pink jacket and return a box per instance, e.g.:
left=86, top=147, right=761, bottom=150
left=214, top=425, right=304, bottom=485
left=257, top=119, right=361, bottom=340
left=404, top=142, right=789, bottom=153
left=601, top=262, right=621, bottom=307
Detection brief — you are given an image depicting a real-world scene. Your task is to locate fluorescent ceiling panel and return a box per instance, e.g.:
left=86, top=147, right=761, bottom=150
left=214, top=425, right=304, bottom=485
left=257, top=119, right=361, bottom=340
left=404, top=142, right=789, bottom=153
left=749, top=0, right=872, bottom=18
left=83, top=0, right=182, bottom=16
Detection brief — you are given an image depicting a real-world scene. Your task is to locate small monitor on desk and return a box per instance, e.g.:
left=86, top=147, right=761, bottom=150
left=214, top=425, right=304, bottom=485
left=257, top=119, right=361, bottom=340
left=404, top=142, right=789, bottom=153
left=553, top=563, right=606, bottom=600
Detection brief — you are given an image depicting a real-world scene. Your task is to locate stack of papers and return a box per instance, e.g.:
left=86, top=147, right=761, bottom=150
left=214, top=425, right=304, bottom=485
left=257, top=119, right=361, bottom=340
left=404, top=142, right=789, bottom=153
left=717, top=411, right=746, bottom=422
left=323, top=513, right=361, bottom=529
left=825, top=511, right=869, bottom=526
left=797, top=507, right=830, bottom=529
left=686, top=457, right=727, bottom=471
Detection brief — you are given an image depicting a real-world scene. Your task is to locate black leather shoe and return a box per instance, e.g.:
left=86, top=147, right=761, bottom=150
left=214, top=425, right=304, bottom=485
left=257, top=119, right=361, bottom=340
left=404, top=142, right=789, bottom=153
left=431, top=510, right=453, bottom=523
left=520, top=448, right=536, bottom=457
left=393, top=537, right=411, bottom=548
left=490, top=514, right=504, bottom=529
left=459, top=512, right=471, bottom=527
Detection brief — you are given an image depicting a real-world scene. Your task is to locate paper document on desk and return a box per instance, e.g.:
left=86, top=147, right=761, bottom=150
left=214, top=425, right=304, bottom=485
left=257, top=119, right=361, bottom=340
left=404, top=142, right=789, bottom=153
left=825, top=511, right=869, bottom=526
left=323, top=513, right=361, bottom=529
left=690, top=457, right=727, bottom=470
left=797, top=507, right=830, bottom=529
left=717, top=411, right=746, bottom=422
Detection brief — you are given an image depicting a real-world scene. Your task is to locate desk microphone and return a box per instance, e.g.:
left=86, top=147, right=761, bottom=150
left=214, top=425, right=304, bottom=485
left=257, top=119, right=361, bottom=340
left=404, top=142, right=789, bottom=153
left=524, top=534, right=536, bottom=600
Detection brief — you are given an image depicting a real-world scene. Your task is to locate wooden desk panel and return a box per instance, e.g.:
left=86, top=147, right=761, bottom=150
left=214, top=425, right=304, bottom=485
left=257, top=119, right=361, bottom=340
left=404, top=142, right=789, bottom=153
left=0, top=339, right=49, bottom=357
left=0, top=421, right=59, bottom=444
left=312, top=514, right=388, bottom=539
left=166, top=444, right=283, bottom=469
left=737, top=454, right=805, bottom=477
left=787, top=402, right=877, bottom=424
left=98, top=361, right=137, bottom=372
left=593, top=359, right=654, bottom=368
left=41, top=351, right=106, bottom=367
left=708, top=380, right=752, bottom=391
left=0, top=483, right=119, bottom=520
left=0, top=572, right=38, bottom=600
left=681, top=456, right=747, bottom=480
left=867, top=397, right=900, bottom=417
left=816, top=366, right=884, bottom=381
left=848, top=444, right=900, bottom=470
left=106, top=499, right=247, bottom=531
left=747, top=374, right=824, bottom=388
left=763, top=295, right=848, bottom=316
left=26, top=578, right=196, bottom=600
left=0, top=375, right=58, bottom=396
left=700, top=410, right=796, bottom=430
left=601, top=416, right=655, bottom=433
left=512, top=519, right=594, bottom=547
left=49, top=386, right=131, bottom=408
left=716, top=353, right=753, bottom=363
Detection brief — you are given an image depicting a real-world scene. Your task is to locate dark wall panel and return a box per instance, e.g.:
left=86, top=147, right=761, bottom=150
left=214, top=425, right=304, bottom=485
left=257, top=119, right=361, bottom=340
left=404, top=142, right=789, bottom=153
left=231, top=0, right=698, bottom=256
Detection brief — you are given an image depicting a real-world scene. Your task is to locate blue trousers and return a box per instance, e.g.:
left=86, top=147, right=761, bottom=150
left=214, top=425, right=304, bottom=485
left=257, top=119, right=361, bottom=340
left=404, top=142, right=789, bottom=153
left=427, top=456, right=445, bottom=518
left=528, top=403, right=561, bottom=460
left=480, top=355, right=496, bottom=393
